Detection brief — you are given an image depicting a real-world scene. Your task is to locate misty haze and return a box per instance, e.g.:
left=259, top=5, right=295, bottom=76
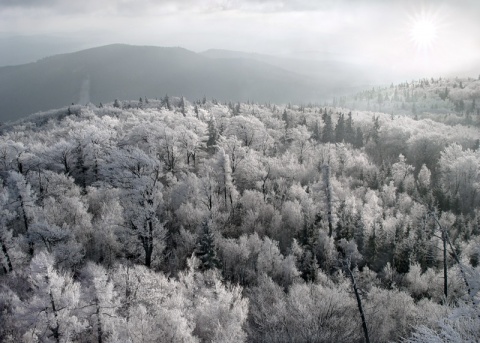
left=0, top=1, right=479, bottom=342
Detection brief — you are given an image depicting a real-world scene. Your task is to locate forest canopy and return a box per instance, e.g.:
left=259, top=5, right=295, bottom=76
left=0, top=79, right=479, bottom=342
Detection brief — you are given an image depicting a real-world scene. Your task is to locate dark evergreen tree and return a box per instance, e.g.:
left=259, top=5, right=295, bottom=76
left=439, top=87, right=449, bottom=100
left=335, top=201, right=355, bottom=241
left=455, top=99, right=465, bottom=113
left=394, top=241, right=411, bottom=274
left=298, top=222, right=319, bottom=282
left=74, top=143, right=88, bottom=190
left=312, top=120, right=321, bottom=142
left=365, top=228, right=377, bottom=268
left=207, top=116, right=219, bottom=152
left=180, top=96, right=186, bottom=117
left=345, top=112, right=355, bottom=144
left=353, top=214, right=365, bottom=256
left=322, top=113, right=334, bottom=143
left=354, top=127, right=364, bottom=149
left=335, top=113, right=346, bottom=143
left=371, top=116, right=380, bottom=144
left=300, top=250, right=318, bottom=282
left=321, top=107, right=328, bottom=122
left=162, top=94, right=171, bottom=110
left=195, top=221, right=219, bottom=271
left=194, top=104, right=199, bottom=118
left=234, top=102, right=241, bottom=116
left=282, top=108, right=289, bottom=128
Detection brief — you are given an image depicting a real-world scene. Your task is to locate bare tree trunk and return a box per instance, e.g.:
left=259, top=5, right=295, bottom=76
left=322, top=164, right=334, bottom=237
left=445, top=232, right=474, bottom=303
left=1, top=238, right=13, bottom=272
left=430, top=213, right=474, bottom=303
left=143, top=220, right=154, bottom=268
left=442, top=227, right=448, bottom=301
left=96, top=298, right=103, bottom=343
left=133, top=220, right=154, bottom=268
left=346, top=265, right=370, bottom=343
left=20, top=198, right=34, bottom=256
left=49, top=290, right=61, bottom=343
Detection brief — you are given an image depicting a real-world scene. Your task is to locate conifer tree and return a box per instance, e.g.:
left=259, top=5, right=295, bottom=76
left=354, top=127, right=364, bottom=148
left=313, top=120, right=321, bottom=142
left=371, top=116, right=380, bottom=144
left=345, top=111, right=355, bottom=144
left=0, top=183, right=15, bottom=273
left=298, top=223, right=319, bottom=282
left=194, top=104, right=199, bottom=118
left=365, top=228, right=377, bottom=268
left=162, top=94, right=171, bottom=110
left=180, top=96, right=186, bottom=117
left=282, top=108, right=289, bottom=128
left=322, top=113, right=334, bottom=143
left=195, top=221, right=219, bottom=271
left=207, top=116, right=218, bottom=152
left=335, top=113, right=346, bottom=143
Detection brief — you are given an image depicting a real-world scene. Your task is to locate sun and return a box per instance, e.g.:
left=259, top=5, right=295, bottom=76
left=407, top=10, right=440, bottom=51
left=410, top=18, right=437, bottom=48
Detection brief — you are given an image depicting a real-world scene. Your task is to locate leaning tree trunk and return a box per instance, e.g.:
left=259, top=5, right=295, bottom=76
left=141, top=220, right=154, bottom=268
left=49, top=289, right=61, bottom=343
left=346, top=265, right=370, bottom=343
left=322, top=164, right=334, bottom=237
left=442, top=226, right=448, bottom=301
left=95, top=298, right=103, bottom=343
left=1, top=237, right=13, bottom=273
left=19, top=197, right=34, bottom=256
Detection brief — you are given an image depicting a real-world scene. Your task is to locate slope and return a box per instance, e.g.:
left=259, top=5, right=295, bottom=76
left=0, top=44, right=325, bottom=122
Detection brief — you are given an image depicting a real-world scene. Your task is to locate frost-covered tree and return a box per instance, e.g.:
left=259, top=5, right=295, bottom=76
left=392, top=154, right=415, bottom=193
left=0, top=181, right=18, bottom=273
left=7, top=171, right=38, bottom=256
left=180, top=257, right=249, bottom=343
left=13, top=252, right=86, bottom=342
left=439, top=143, right=480, bottom=213
left=106, top=147, right=166, bottom=268
left=79, top=263, right=121, bottom=343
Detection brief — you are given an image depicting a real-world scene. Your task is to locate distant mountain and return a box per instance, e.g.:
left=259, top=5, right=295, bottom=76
left=0, top=44, right=339, bottom=122
left=201, top=49, right=371, bottom=87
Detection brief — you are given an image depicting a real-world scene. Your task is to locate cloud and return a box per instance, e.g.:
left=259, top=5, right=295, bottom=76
left=0, top=0, right=357, bottom=14
left=2, top=0, right=478, bottom=17
left=0, top=0, right=478, bottom=78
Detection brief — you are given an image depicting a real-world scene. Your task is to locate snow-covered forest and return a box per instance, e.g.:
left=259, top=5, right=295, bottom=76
left=0, top=78, right=480, bottom=342
left=338, top=76, right=480, bottom=127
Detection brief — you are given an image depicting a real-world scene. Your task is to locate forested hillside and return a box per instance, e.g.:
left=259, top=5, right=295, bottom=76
left=0, top=44, right=328, bottom=122
left=338, top=76, right=480, bottom=127
left=0, top=93, right=479, bottom=342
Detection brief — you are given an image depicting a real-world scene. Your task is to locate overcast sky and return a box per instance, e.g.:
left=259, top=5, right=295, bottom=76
left=1, top=0, right=479, bottom=78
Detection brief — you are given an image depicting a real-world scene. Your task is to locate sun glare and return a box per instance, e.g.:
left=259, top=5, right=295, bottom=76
left=408, top=10, right=440, bottom=51
left=410, top=18, right=437, bottom=49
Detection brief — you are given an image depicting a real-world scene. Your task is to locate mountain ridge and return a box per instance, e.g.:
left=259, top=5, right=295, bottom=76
left=0, top=44, right=332, bottom=122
